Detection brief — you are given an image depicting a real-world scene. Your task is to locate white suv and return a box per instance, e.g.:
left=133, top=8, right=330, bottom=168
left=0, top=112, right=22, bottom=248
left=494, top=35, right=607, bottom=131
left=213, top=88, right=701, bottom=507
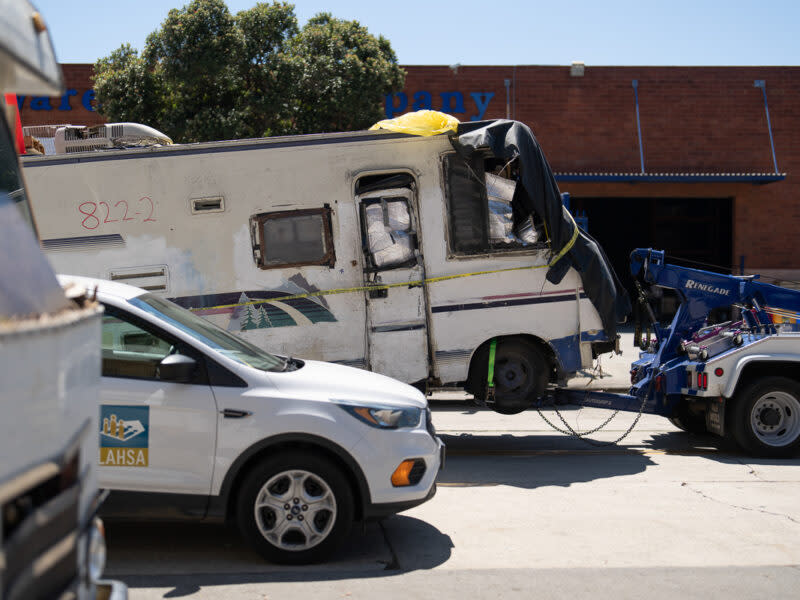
left=59, top=275, right=444, bottom=564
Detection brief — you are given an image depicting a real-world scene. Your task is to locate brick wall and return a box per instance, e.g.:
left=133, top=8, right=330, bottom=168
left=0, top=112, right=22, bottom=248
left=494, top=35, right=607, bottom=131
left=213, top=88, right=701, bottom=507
left=400, top=65, right=800, bottom=273
left=17, top=64, right=104, bottom=127
left=21, top=63, right=800, bottom=272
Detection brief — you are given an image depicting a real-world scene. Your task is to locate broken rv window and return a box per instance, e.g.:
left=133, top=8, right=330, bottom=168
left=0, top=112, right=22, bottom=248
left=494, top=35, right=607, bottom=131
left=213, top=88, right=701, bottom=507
left=356, top=174, right=419, bottom=271
left=250, top=207, right=335, bottom=269
left=443, top=153, right=544, bottom=256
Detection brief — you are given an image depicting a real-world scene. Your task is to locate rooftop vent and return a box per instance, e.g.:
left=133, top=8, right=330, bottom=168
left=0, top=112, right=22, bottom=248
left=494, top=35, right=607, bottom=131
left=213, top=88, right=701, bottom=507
left=44, top=123, right=173, bottom=154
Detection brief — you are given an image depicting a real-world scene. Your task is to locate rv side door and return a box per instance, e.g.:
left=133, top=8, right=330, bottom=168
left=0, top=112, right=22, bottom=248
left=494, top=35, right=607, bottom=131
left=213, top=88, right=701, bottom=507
left=357, top=184, right=430, bottom=385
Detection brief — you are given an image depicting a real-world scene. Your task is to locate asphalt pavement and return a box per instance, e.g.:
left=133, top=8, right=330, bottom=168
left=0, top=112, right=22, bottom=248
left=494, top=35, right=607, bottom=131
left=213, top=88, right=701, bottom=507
left=107, top=395, right=800, bottom=600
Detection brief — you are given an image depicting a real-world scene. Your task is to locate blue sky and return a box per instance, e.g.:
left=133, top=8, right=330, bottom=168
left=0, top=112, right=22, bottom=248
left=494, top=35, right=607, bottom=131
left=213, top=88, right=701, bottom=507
left=35, top=0, right=800, bottom=66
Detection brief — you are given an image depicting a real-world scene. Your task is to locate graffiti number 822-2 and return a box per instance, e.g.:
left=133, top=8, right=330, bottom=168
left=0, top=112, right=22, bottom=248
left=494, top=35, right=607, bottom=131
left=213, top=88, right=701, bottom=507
left=79, top=197, right=156, bottom=230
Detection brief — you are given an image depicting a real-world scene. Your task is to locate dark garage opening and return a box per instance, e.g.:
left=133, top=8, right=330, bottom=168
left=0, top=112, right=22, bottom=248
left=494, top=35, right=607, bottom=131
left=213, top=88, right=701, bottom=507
left=571, top=196, right=733, bottom=321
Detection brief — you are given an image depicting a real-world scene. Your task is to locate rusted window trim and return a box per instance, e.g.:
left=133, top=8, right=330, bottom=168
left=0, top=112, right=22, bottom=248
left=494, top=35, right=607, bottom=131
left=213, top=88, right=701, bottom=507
left=252, top=206, right=336, bottom=270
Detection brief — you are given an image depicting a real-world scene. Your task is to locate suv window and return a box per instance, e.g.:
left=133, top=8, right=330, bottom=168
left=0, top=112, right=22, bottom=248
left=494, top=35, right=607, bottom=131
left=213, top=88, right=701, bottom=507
left=101, top=312, right=174, bottom=380
left=250, top=207, right=335, bottom=269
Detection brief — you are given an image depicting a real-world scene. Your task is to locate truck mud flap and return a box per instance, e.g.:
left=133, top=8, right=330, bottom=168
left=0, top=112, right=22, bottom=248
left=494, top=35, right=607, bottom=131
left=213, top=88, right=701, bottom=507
left=706, top=397, right=725, bottom=436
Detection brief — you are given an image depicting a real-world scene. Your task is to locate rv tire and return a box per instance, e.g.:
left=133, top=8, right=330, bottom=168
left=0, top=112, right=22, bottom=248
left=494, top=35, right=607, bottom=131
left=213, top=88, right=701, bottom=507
left=472, top=339, right=548, bottom=415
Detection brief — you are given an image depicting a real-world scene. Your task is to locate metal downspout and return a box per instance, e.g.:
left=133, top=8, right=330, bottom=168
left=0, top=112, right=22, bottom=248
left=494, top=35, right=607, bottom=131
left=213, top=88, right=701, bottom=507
left=632, top=80, right=645, bottom=174
left=753, top=80, right=779, bottom=174
left=512, top=65, right=517, bottom=120
left=504, top=79, right=511, bottom=119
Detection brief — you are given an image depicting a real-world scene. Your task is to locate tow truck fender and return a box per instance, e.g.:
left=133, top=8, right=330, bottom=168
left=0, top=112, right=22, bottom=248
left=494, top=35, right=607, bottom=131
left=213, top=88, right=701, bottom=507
left=722, top=353, right=800, bottom=398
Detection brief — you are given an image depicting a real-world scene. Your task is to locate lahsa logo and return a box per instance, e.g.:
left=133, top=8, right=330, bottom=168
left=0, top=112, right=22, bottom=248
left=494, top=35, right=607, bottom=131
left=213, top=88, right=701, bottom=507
left=99, top=405, right=149, bottom=467
left=685, top=279, right=730, bottom=296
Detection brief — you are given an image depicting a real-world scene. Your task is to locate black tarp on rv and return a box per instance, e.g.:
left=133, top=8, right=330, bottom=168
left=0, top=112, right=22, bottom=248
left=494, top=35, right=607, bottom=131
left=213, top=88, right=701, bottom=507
left=452, top=119, right=631, bottom=340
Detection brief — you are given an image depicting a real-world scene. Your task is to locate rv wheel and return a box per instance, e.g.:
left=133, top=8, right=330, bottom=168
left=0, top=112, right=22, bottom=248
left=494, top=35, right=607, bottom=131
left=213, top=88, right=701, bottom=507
left=472, top=339, right=548, bottom=415
left=236, top=452, right=354, bottom=564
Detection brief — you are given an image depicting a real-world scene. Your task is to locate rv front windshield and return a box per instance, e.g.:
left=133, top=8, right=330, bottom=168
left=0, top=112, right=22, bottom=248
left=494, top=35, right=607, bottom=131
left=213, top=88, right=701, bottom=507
left=129, top=294, right=286, bottom=372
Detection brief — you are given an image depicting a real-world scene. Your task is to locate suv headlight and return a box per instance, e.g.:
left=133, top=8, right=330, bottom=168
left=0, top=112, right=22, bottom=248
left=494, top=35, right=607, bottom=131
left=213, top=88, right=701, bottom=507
left=337, top=402, right=421, bottom=429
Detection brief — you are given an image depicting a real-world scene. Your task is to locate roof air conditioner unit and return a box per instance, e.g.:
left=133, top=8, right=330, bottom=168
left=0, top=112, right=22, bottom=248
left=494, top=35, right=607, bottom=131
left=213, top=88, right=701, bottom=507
left=54, top=123, right=173, bottom=154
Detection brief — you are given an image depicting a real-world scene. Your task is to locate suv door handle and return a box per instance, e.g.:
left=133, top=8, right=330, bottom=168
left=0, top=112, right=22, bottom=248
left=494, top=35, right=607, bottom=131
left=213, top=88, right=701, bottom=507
left=220, top=408, right=252, bottom=419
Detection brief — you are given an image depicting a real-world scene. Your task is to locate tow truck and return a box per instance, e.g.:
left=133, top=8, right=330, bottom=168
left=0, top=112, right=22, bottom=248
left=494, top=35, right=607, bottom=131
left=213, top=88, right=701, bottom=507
left=554, top=248, right=800, bottom=458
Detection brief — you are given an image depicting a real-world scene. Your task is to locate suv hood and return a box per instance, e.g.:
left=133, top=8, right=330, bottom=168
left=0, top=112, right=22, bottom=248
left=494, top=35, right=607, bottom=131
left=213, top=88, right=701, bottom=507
left=268, top=359, right=427, bottom=409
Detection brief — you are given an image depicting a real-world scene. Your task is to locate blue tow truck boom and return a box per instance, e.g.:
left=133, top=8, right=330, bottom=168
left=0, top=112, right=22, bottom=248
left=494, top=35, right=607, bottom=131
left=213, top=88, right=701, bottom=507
left=554, top=248, right=800, bottom=458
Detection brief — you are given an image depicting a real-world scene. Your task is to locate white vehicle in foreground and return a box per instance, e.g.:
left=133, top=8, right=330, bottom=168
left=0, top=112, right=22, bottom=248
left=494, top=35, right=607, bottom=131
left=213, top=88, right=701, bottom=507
left=1, top=1, right=124, bottom=597
left=58, top=274, right=444, bottom=564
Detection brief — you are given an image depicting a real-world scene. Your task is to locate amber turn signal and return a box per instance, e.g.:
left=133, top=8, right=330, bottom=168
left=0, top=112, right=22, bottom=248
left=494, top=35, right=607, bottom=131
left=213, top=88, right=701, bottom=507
left=391, top=460, right=415, bottom=486
left=391, top=458, right=425, bottom=487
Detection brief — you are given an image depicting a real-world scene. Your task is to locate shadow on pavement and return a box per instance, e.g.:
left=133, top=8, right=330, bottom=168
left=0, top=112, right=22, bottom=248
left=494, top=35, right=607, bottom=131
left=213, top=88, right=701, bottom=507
left=438, top=421, right=798, bottom=490
left=106, top=515, right=452, bottom=592
left=438, top=433, right=657, bottom=489
left=647, top=430, right=800, bottom=465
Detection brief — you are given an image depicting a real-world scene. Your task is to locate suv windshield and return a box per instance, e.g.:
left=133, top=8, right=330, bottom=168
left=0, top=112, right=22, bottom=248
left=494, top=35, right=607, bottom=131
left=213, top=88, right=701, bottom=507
left=129, top=294, right=285, bottom=372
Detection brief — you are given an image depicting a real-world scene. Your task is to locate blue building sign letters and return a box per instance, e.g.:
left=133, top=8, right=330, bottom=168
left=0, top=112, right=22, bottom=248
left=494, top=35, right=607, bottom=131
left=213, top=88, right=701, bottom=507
left=16, top=89, right=95, bottom=112
left=385, top=91, right=494, bottom=121
left=18, top=85, right=494, bottom=122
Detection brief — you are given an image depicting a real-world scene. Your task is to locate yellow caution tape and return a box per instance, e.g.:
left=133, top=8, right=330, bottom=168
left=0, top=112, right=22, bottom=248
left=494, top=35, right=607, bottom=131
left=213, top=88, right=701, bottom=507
left=189, top=262, right=552, bottom=313
left=547, top=210, right=580, bottom=268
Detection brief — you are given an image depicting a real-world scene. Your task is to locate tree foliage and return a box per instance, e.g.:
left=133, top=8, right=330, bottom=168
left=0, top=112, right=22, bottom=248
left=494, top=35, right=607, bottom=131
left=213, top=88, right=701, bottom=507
left=93, top=0, right=405, bottom=142
left=290, top=13, right=405, bottom=134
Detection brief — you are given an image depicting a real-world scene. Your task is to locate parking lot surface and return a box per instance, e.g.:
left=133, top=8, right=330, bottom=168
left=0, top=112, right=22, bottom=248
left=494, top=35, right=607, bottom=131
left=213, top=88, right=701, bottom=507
left=106, top=400, right=800, bottom=599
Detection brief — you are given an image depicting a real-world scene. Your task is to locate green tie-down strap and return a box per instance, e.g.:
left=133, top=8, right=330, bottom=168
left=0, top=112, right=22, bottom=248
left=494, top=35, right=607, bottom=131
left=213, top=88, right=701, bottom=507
left=487, top=338, right=497, bottom=390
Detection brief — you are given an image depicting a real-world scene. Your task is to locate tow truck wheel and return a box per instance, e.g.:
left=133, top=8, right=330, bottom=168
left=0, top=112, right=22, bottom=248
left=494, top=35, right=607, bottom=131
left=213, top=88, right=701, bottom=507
left=732, top=377, right=800, bottom=458
left=668, top=401, right=707, bottom=434
left=471, top=339, right=548, bottom=415
left=236, top=452, right=353, bottom=564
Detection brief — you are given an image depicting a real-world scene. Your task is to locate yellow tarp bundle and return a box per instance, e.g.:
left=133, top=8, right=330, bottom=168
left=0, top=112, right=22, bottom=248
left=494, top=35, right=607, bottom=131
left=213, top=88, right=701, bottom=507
left=370, top=110, right=460, bottom=137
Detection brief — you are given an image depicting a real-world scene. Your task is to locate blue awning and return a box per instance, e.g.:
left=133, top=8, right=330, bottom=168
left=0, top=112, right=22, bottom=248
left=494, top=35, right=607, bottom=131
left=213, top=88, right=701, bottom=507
left=554, top=172, right=785, bottom=184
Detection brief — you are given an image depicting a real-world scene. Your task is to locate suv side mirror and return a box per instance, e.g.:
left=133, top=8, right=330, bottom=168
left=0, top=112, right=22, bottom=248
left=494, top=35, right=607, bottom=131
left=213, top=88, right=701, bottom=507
left=157, top=354, right=196, bottom=383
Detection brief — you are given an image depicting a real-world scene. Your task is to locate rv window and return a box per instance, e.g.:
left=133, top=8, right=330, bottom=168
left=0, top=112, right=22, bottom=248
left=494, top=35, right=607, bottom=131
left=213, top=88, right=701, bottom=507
left=443, top=153, right=544, bottom=255
left=251, top=207, right=335, bottom=269
left=360, top=197, right=417, bottom=270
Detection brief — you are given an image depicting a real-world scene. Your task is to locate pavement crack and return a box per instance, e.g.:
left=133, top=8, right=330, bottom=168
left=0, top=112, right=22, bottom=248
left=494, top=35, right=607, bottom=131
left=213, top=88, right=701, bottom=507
left=681, top=482, right=800, bottom=525
left=378, top=520, right=402, bottom=571
left=733, top=457, right=769, bottom=482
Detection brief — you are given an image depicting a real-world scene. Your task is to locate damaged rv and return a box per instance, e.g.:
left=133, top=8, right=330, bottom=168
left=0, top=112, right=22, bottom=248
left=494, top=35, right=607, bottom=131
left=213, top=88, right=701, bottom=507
left=22, top=118, right=629, bottom=414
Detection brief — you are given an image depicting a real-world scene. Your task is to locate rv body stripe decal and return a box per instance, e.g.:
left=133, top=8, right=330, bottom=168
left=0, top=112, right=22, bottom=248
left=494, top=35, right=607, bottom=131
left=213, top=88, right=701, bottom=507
left=432, top=292, right=587, bottom=314
left=481, top=289, right=578, bottom=300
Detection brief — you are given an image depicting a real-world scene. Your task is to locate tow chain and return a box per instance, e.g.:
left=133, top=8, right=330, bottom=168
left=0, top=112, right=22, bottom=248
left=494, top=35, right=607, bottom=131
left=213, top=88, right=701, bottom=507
left=533, top=362, right=654, bottom=447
